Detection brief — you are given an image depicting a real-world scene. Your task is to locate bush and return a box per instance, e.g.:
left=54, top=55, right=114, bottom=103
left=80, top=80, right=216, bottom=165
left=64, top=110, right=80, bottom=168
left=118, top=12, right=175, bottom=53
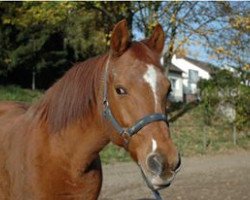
left=198, top=69, right=250, bottom=130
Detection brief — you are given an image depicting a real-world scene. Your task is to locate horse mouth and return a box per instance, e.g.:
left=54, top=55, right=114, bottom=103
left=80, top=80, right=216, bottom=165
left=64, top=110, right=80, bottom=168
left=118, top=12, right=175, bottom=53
left=138, top=164, right=176, bottom=191
left=153, top=182, right=171, bottom=190
left=151, top=175, right=175, bottom=190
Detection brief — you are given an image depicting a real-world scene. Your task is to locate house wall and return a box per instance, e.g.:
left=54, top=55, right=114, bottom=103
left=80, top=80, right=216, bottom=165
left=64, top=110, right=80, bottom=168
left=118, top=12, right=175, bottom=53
left=167, top=72, right=183, bottom=102
left=172, top=55, right=211, bottom=94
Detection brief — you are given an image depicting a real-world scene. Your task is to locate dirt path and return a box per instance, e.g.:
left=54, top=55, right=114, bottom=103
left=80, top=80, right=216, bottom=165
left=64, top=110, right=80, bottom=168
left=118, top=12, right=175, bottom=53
left=99, top=150, right=250, bottom=200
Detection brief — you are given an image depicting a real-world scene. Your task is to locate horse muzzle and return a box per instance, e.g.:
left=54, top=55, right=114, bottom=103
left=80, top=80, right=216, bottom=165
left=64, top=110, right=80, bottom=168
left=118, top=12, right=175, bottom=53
left=140, top=153, right=181, bottom=190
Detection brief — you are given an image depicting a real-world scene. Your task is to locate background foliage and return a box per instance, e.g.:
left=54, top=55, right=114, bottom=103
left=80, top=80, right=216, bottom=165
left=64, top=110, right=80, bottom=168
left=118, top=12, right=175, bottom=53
left=0, top=1, right=249, bottom=89
left=198, top=69, right=250, bottom=132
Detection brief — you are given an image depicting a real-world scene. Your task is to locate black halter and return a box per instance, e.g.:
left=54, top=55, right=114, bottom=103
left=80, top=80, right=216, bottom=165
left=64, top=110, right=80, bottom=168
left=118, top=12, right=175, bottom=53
left=102, top=57, right=168, bottom=138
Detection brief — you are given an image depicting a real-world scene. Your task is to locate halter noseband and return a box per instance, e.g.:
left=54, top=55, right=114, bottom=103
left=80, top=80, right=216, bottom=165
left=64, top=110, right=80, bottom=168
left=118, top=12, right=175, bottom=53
left=103, top=102, right=167, bottom=137
left=102, top=57, right=168, bottom=138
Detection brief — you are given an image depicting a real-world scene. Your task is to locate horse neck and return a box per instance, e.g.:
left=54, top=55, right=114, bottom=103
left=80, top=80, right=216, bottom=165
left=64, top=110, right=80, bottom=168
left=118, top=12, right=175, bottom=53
left=49, top=112, right=110, bottom=174
left=29, top=55, right=112, bottom=171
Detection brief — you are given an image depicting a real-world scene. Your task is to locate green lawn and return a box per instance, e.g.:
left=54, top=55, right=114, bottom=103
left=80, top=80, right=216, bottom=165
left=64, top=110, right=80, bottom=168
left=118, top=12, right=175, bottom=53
left=1, top=85, right=249, bottom=164
left=170, top=103, right=250, bottom=156
left=0, top=85, right=42, bottom=102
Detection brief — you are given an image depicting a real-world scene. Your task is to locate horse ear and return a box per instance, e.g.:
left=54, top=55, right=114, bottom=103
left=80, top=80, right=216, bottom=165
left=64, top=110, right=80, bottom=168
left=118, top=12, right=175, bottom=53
left=110, top=19, right=130, bottom=57
left=145, top=24, right=165, bottom=55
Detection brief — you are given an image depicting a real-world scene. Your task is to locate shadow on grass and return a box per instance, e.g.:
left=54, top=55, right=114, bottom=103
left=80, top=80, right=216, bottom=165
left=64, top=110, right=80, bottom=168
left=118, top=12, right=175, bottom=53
left=168, top=101, right=199, bottom=123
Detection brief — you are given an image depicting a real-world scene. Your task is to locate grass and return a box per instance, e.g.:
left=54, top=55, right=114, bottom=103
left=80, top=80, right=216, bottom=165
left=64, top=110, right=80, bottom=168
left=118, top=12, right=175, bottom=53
left=100, top=144, right=131, bottom=164
left=171, top=104, right=250, bottom=157
left=0, top=85, right=42, bottom=102
left=0, top=85, right=249, bottom=164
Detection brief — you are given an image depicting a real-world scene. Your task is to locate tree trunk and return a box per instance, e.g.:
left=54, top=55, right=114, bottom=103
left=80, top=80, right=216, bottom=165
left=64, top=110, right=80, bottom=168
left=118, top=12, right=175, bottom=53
left=233, top=124, right=237, bottom=146
left=203, top=125, right=207, bottom=152
left=32, top=67, right=36, bottom=90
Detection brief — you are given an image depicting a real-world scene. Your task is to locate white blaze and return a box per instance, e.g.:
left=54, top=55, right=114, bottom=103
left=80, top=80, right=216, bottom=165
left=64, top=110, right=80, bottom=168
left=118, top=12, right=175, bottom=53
left=143, top=64, right=158, bottom=110
left=152, top=138, right=157, bottom=152
left=143, top=65, right=159, bottom=153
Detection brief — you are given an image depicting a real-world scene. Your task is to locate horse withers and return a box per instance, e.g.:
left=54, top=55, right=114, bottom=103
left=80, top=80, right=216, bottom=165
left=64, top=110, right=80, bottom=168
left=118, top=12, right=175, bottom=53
left=0, top=20, right=180, bottom=200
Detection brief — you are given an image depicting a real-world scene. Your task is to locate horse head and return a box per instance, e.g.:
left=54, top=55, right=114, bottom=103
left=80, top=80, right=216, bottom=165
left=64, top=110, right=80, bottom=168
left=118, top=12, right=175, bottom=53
left=104, top=20, right=181, bottom=191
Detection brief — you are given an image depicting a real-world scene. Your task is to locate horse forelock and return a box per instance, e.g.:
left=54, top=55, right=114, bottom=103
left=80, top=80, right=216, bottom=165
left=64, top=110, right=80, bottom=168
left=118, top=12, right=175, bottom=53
left=129, top=42, right=164, bottom=72
left=34, top=55, right=108, bottom=133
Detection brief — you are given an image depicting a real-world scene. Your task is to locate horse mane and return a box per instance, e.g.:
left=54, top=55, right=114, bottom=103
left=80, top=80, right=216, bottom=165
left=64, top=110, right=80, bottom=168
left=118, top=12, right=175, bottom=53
left=33, top=54, right=108, bottom=133
left=32, top=41, right=163, bottom=133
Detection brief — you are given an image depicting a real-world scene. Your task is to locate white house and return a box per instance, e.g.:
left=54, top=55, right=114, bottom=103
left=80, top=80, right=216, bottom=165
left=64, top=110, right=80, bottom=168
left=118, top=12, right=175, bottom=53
left=166, top=55, right=214, bottom=102
left=167, top=63, right=183, bottom=102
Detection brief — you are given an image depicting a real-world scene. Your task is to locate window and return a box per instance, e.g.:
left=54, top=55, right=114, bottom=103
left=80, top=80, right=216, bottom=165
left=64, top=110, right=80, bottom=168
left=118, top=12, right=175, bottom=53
left=170, top=78, right=177, bottom=90
left=188, top=69, right=199, bottom=83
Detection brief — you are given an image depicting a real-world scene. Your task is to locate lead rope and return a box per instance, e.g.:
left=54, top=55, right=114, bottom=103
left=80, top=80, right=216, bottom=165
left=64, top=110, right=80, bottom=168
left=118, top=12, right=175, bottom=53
left=152, top=190, right=163, bottom=200
left=102, top=56, right=110, bottom=106
left=139, top=165, right=163, bottom=200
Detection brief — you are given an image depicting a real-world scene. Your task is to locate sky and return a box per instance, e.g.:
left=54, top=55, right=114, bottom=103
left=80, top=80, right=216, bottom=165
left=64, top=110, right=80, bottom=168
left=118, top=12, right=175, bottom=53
left=133, top=24, right=220, bottom=68
left=132, top=1, right=250, bottom=69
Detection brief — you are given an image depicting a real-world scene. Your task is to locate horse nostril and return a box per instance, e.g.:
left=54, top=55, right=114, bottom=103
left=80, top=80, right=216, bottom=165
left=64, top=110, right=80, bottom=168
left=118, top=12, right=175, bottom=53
left=174, top=153, right=181, bottom=172
left=147, top=154, right=164, bottom=176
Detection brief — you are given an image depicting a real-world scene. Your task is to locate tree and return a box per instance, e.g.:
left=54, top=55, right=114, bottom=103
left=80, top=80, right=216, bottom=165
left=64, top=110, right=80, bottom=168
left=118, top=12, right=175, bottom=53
left=0, top=2, right=107, bottom=89
left=1, top=2, right=249, bottom=89
left=201, top=2, right=250, bottom=71
left=83, top=1, right=136, bottom=46
left=0, top=3, right=19, bottom=76
left=198, top=69, right=250, bottom=144
left=132, top=1, right=250, bottom=76
left=0, top=2, right=73, bottom=89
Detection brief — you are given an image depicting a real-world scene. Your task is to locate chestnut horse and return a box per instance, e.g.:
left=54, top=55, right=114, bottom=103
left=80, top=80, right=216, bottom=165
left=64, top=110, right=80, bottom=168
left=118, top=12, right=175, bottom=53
left=0, top=20, right=180, bottom=200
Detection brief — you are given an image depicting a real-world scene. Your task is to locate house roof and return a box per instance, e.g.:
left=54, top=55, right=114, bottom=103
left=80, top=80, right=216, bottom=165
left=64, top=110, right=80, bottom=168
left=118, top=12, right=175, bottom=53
left=183, top=57, right=215, bottom=74
left=168, top=63, right=183, bottom=74
left=165, top=55, right=216, bottom=75
left=164, top=59, right=183, bottom=74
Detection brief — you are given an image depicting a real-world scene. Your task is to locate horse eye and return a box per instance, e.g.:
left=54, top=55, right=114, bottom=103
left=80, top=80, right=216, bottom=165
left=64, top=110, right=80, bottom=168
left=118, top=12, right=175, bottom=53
left=115, top=87, right=127, bottom=95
